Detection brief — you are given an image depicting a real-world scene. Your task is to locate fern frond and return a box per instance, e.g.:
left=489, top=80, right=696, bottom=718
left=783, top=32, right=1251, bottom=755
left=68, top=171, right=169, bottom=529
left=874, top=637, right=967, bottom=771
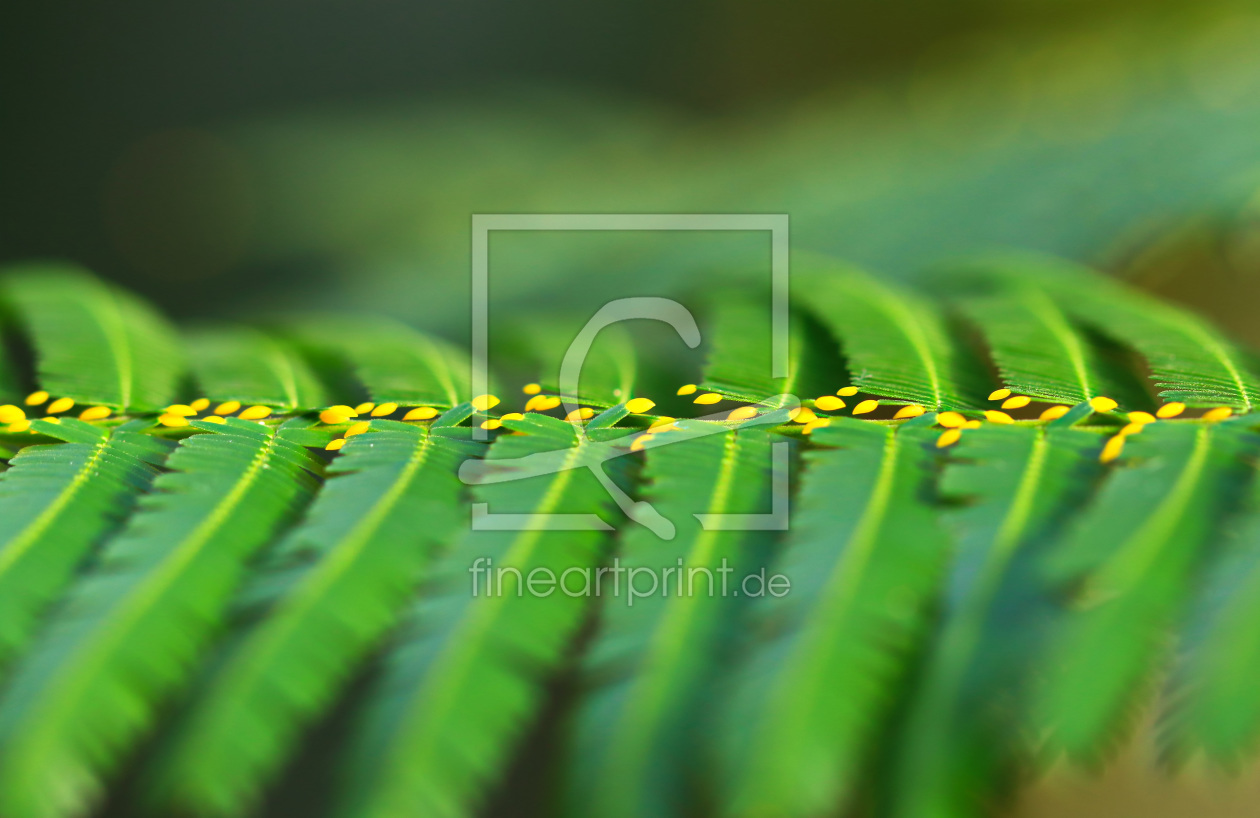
left=715, top=419, right=948, bottom=818
left=0, top=420, right=171, bottom=669
left=951, top=284, right=1148, bottom=409
left=152, top=420, right=482, bottom=816
left=334, top=413, right=624, bottom=818
left=888, top=425, right=1102, bottom=818
left=700, top=296, right=838, bottom=407
left=0, top=419, right=322, bottom=818
left=800, top=267, right=987, bottom=410
left=283, top=315, right=473, bottom=407
left=0, top=264, right=184, bottom=411
left=1163, top=472, right=1260, bottom=765
left=964, top=256, right=1260, bottom=410
left=568, top=428, right=777, bottom=818
left=186, top=326, right=328, bottom=410
left=1032, top=422, right=1257, bottom=761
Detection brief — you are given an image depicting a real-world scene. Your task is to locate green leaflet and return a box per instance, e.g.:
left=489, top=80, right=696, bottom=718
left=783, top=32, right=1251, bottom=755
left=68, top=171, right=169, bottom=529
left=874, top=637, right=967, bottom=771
left=185, top=326, right=328, bottom=410
left=335, top=413, right=625, bottom=818
left=700, top=295, right=839, bottom=409
left=715, top=419, right=947, bottom=818
left=1032, top=422, right=1257, bottom=761
left=965, top=255, right=1260, bottom=410
left=888, top=425, right=1101, bottom=818
left=569, top=427, right=778, bottom=818
left=0, top=264, right=184, bottom=411
left=951, top=284, right=1149, bottom=409
left=799, top=266, right=987, bottom=410
left=282, top=315, right=474, bottom=408
left=152, top=421, right=483, bottom=816
left=1164, top=460, right=1260, bottom=764
left=0, top=419, right=322, bottom=818
left=0, top=420, right=172, bottom=669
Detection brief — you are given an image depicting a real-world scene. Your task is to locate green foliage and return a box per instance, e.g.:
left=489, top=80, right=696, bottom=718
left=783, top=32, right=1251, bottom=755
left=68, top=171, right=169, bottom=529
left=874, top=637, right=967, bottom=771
left=717, top=419, right=949, bottom=818
left=186, top=326, right=328, bottom=410
left=0, top=263, right=1256, bottom=818
left=800, top=266, right=989, bottom=409
left=0, top=263, right=184, bottom=411
left=0, top=420, right=321, bottom=818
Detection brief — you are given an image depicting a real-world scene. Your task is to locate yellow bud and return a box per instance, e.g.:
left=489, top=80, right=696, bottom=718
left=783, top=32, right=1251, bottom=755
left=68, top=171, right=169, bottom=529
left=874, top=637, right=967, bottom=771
left=238, top=406, right=272, bottom=420
left=693, top=393, right=723, bottom=405
left=565, top=407, right=596, bottom=422
left=625, top=397, right=656, bottom=414
left=325, top=438, right=347, bottom=451
left=1100, top=435, right=1125, bottom=463
left=936, top=428, right=962, bottom=448
left=24, top=391, right=49, bottom=407
left=894, top=405, right=925, bottom=419
left=320, top=406, right=356, bottom=425
left=676, top=384, right=698, bottom=396
left=1126, top=411, right=1156, bottom=424
left=1156, top=402, right=1186, bottom=418
left=1039, top=405, right=1070, bottom=421
left=790, top=406, right=818, bottom=424
left=538, top=396, right=562, bottom=411
left=0, top=405, right=25, bottom=424
left=1119, top=422, right=1145, bottom=436
left=200, top=416, right=227, bottom=425
left=814, top=396, right=845, bottom=412
left=523, top=383, right=542, bottom=395
left=214, top=401, right=242, bottom=416
left=158, top=414, right=189, bottom=428
left=1001, top=395, right=1031, bottom=410
left=471, top=394, right=500, bottom=412
left=983, top=410, right=1014, bottom=424
left=349, top=402, right=373, bottom=415
left=165, top=404, right=197, bottom=417
left=988, top=388, right=1012, bottom=401
left=648, top=416, right=676, bottom=432
left=963, top=420, right=982, bottom=429
left=631, top=434, right=653, bottom=452
left=345, top=421, right=371, bottom=437
left=78, top=406, right=112, bottom=421
left=365, top=402, right=394, bottom=418
left=8, top=419, right=32, bottom=433
left=727, top=406, right=759, bottom=422
left=46, top=397, right=75, bottom=414
left=852, top=399, right=879, bottom=415
left=801, top=418, right=832, bottom=435
left=501, top=412, right=525, bottom=421
left=190, top=398, right=211, bottom=412
left=936, top=411, right=967, bottom=428
left=43, top=417, right=61, bottom=425
left=1089, top=396, right=1119, bottom=413
left=837, top=386, right=860, bottom=397
left=403, top=407, right=438, bottom=421
left=1203, top=407, right=1234, bottom=422
left=480, top=419, right=503, bottom=430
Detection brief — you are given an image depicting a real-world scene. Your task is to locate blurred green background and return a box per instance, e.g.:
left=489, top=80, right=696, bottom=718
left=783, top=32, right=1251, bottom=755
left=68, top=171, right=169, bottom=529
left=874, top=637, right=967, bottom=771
left=6, top=0, right=1260, bottom=350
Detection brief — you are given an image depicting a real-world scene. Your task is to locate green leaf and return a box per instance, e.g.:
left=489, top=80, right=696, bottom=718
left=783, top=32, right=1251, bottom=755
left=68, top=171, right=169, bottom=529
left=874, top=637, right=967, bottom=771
left=966, top=256, right=1260, bottom=410
left=716, top=419, right=948, bottom=818
left=282, top=315, right=474, bottom=408
left=0, top=263, right=184, bottom=411
left=0, top=421, right=172, bottom=669
left=569, top=428, right=779, bottom=818
left=152, top=422, right=482, bottom=816
left=951, top=283, right=1149, bottom=409
left=1163, top=466, right=1260, bottom=765
left=0, top=419, right=322, bottom=818
left=888, top=425, right=1102, bottom=818
left=799, top=266, right=988, bottom=410
left=185, top=326, right=328, bottom=410
left=335, top=414, right=625, bottom=818
left=1032, top=422, right=1257, bottom=761
left=700, top=296, right=839, bottom=408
